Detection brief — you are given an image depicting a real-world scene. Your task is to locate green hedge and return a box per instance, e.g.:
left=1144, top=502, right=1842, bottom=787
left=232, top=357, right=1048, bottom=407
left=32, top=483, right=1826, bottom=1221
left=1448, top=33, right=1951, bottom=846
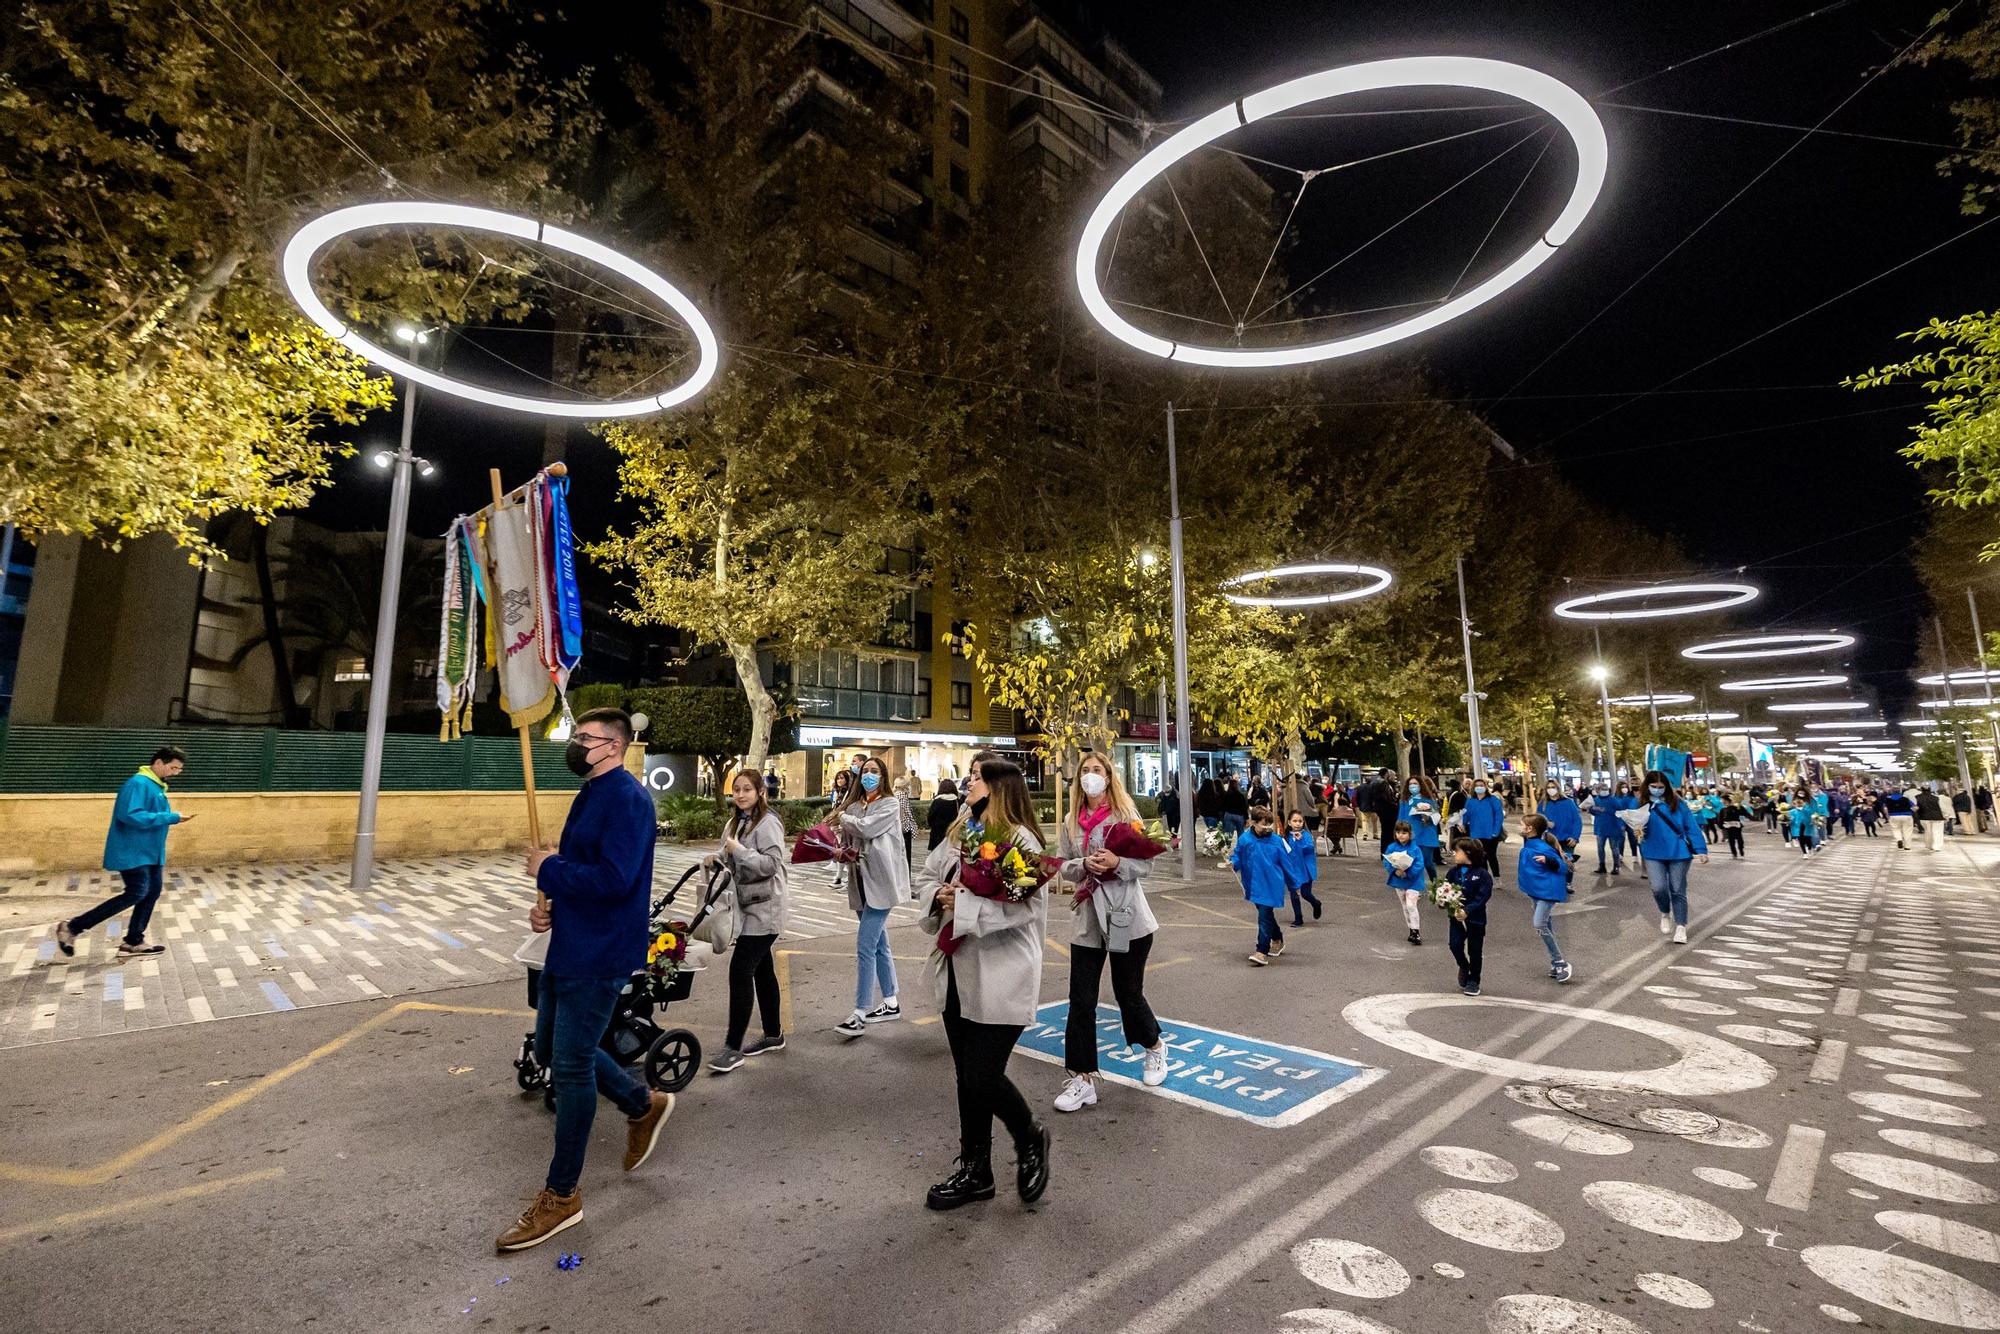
left=654, top=794, right=833, bottom=842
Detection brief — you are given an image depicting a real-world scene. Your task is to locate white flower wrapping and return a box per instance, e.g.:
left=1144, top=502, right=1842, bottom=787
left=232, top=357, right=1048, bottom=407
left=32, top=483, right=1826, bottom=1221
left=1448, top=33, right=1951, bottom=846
left=1385, top=850, right=1416, bottom=873
left=1616, top=805, right=1651, bottom=835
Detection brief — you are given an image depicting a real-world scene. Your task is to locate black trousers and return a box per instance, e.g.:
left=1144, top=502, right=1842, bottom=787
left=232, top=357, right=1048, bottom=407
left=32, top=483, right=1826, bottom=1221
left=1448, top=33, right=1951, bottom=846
left=725, top=932, right=782, bottom=1049
left=1064, top=932, right=1161, bottom=1073
left=1723, top=828, right=1744, bottom=857
left=942, top=970, right=1034, bottom=1159
left=1478, top=837, right=1502, bottom=879
left=1449, top=918, right=1485, bottom=986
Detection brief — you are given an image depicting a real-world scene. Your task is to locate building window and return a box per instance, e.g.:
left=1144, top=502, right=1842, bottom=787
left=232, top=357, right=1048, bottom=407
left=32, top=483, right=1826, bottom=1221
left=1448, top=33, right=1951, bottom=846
left=948, top=161, right=969, bottom=198
left=949, top=106, right=970, bottom=146
left=949, top=6, right=969, bottom=43
left=951, top=681, right=973, bottom=721
left=333, top=654, right=370, bottom=683
left=949, top=56, right=969, bottom=92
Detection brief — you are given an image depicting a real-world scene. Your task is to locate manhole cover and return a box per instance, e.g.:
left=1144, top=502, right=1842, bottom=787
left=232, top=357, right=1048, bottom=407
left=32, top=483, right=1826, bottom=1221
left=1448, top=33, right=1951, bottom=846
left=1547, top=1085, right=1721, bottom=1136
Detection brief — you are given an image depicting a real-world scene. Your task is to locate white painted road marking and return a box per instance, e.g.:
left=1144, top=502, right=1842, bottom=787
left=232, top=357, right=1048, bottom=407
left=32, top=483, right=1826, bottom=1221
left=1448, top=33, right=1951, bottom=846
left=1767, top=1123, right=1827, bottom=1211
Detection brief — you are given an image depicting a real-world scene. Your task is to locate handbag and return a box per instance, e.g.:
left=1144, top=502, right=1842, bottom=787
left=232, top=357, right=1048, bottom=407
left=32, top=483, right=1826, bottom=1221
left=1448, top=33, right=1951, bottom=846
left=691, top=886, right=738, bottom=953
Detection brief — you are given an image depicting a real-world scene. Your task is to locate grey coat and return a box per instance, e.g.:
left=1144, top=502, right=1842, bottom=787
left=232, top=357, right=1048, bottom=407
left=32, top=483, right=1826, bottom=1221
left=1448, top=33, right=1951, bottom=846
left=841, top=796, right=911, bottom=911
left=722, top=810, right=787, bottom=938
left=917, top=826, right=1047, bottom=1026
left=1057, top=817, right=1159, bottom=949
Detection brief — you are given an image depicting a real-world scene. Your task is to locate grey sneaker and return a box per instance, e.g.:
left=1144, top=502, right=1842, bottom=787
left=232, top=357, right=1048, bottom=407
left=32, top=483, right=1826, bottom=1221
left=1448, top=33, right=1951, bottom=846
left=708, top=1047, right=745, bottom=1075
left=743, top=1035, right=787, bottom=1057
left=1554, top=963, right=1573, bottom=984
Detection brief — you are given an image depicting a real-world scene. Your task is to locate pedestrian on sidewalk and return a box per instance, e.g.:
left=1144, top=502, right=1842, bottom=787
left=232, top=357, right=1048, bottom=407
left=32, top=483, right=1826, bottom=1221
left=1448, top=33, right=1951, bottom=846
left=1398, top=774, right=1444, bottom=883
left=828, top=768, right=857, bottom=891
left=1516, top=814, right=1573, bottom=984
left=1457, top=777, right=1507, bottom=881
left=501, top=707, right=671, bottom=1253
left=1717, top=795, right=1749, bottom=859
left=1789, top=789, right=1818, bottom=857
left=1280, top=809, right=1322, bottom=925
left=894, top=773, right=917, bottom=867
left=1231, top=805, right=1289, bottom=966
left=1538, top=780, right=1583, bottom=864
left=1883, top=786, right=1916, bottom=847
left=1052, top=751, right=1167, bottom=1114
left=1368, top=768, right=1399, bottom=857
left=917, top=757, right=1050, bottom=1211
left=1443, top=838, right=1493, bottom=996
left=1219, top=774, right=1250, bottom=843
left=53, top=745, right=195, bottom=959
left=1194, top=771, right=1222, bottom=836
left=707, top=770, right=788, bottom=1075
left=1583, top=781, right=1628, bottom=876
left=927, top=778, right=961, bottom=851
left=1951, top=784, right=1973, bottom=836
left=1383, top=821, right=1425, bottom=945
left=1857, top=791, right=1880, bottom=838
left=1917, top=786, right=1948, bottom=852
left=1157, top=781, right=1181, bottom=849
left=836, top=754, right=910, bottom=1037
left=1637, top=770, right=1708, bottom=946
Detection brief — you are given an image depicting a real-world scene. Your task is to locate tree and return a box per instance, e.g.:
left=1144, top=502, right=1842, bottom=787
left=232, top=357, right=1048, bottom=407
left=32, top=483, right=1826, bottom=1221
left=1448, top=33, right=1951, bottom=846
left=1914, top=736, right=1963, bottom=782
left=0, top=0, right=582, bottom=551
left=1851, top=313, right=2000, bottom=554
left=627, top=684, right=794, bottom=793
left=1910, top=1, right=2000, bottom=214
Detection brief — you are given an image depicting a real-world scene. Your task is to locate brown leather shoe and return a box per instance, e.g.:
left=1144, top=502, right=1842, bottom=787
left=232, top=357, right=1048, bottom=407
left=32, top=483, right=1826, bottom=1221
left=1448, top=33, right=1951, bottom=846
left=623, top=1091, right=674, bottom=1172
left=495, top=1187, right=581, bottom=1252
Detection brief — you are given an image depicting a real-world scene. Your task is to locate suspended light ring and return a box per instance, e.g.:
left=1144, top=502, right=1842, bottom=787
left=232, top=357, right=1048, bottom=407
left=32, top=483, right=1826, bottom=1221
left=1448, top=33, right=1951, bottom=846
left=1766, top=700, right=1870, bottom=713
left=1717, top=673, right=1848, bottom=692
left=1220, top=562, right=1395, bottom=607
left=1605, top=692, right=1696, bottom=707
left=1553, top=582, right=1759, bottom=622
left=1681, top=633, right=1855, bottom=661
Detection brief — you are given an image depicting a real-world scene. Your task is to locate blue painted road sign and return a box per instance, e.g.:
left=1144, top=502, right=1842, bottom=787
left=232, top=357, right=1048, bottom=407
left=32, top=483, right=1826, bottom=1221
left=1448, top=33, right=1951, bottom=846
left=1015, top=1001, right=1385, bottom=1128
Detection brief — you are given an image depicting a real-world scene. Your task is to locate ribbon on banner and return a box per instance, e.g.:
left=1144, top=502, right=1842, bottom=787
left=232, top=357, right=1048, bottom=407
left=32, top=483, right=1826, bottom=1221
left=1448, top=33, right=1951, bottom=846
left=436, top=516, right=481, bottom=740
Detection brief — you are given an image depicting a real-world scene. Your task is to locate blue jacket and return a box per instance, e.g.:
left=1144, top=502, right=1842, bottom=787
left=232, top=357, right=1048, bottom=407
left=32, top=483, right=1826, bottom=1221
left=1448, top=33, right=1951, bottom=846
left=1232, top=830, right=1291, bottom=907
left=1586, top=792, right=1630, bottom=837
left=1398, top=795, right=1444, bottom=849
left=1460, top=793, right=1506, bottom=839
left=1516, top=838, right=1572, bottom=902
left=1382, top=839, right=1426, bottom=890
left=1279, top=829, right=1317, bottom=885
left=1811, top=792, right=1831, bottom=818
left=1882, top=791, right=1915, bottom=817
left=1638, top=798, right=1709, bottom=861
left=1539, top=796, right=1583, bottom=844
left=1788, top=805, right=1817, bottom=838
left=535, top=769, right=657, bottom=978
left=103, top=769, right=182, bottom=872
left=1445, top=863, right=1493, bottom=925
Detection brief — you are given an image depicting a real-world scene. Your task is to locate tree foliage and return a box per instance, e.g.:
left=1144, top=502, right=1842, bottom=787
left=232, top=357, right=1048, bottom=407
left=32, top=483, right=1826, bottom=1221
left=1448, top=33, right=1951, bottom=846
left=1851, top=313, right=2000, bottom=555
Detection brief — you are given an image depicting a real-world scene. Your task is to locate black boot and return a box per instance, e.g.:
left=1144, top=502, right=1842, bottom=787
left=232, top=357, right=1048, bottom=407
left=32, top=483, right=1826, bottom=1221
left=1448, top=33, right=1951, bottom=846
left=1407, top=927, right=1421, bottom=945
left=926, top=1154, right=995, bottom=1211
left=1016, top=1122, right=1051, bottom=1204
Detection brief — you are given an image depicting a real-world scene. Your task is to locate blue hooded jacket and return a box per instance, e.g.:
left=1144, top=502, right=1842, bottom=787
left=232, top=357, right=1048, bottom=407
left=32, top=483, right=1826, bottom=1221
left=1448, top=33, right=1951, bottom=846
left=1232, top=829, right=1290, bottom=908
left=1382, top=837, right=1425, bottom=890
left=1444, top=862, right=1493, bottom=925
left=1539, top=795, right=1583, bottom=844
left=1516, top=838, right=1572, bottom=902
left=1279, top=828, right=1317, bottom=885
left=1586, top=792, right=1630, bottom=837
left=1398, top=794, right=1444, bottom=849
left=103, top=768, right=182, bottom=872
left=1638, top=796, right=1709, bottom=862
left=1788, top=804, right=1817, bottom=838
left=1460, top=792, right=1506, bottom=839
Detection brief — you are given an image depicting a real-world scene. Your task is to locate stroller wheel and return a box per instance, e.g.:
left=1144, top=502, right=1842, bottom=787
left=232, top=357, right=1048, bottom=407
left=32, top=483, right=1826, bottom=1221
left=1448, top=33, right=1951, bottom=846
left=644, top=1028, right=702, bottom=1093
left=515, top=1061, right=540, bottom=1093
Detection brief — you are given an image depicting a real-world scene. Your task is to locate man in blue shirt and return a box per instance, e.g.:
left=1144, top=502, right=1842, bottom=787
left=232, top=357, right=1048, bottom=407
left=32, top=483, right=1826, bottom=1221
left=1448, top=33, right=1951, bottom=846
left=499, top=707, right=672, bottom=1252
left=53, top=745, right=194, bottom=959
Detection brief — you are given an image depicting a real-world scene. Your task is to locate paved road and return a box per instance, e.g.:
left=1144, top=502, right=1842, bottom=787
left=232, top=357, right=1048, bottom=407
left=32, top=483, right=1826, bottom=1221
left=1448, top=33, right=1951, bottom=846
left=3, top=825, right=1998, bottom=1333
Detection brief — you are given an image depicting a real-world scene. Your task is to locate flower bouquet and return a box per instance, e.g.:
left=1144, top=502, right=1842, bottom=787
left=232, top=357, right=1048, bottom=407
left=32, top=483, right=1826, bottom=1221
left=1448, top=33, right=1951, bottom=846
left=1615, top=804, right=1652, bottom=836
left=791, top=821, right=858, bottom=865
left=643, top=922, right=689, bottom=1001
left=1385, top=849, right=1416, bottom=874
left=937, top=824, right=1059, bottom=957
left=1427, top=881, right=1466, bottom=922
left=1074, top=819, right=1168, bottom=906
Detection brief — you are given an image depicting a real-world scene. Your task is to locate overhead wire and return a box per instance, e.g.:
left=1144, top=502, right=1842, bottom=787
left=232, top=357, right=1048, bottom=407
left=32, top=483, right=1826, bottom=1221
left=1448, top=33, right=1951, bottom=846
left=1594, top=0, right=1862, bottom=98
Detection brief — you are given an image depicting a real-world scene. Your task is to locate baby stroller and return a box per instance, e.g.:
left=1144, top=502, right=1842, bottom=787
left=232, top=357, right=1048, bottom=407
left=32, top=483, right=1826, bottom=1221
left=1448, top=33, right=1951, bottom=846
left=512, top=860, right=730, bottom=1108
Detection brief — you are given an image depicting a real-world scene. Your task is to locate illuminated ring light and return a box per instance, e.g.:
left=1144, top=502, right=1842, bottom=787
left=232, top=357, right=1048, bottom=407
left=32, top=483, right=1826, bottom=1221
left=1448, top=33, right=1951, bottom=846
left=1681, top=632, right=1855, bottom=661
left=1734, top=725, right=1779, bottom=734
left=1660, top=711, right=1738, bottom=722
left=1918, top=694, right=2000, bottom=708
left=1916, top=667, right=2000, bottom=687
left=1220, top=562, right=1394, bottom=608
left=1073, top=57, right=1607, bottom=368
left=1552, top=582, right=1759, bottom=622
left=1718, top=673, right=1847, bottom=692
left=1766, top=700, right=1869, bottom=713
left=1605, top=692, right=1695, bottom=707
left=1805, top=720, right=1886, bottom=730
left=283, top=201, right=719, bottom=418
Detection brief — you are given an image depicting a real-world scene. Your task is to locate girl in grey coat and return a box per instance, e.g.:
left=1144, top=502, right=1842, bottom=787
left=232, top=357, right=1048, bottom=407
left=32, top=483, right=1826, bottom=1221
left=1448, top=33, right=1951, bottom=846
left=916, top=757, right=1050, bottom=1211
left=1053, top=751, right=1166, bottom=1113
left=707, top=772, right=789, bottom=1074
left=835, top=755, right=911, bottom=1037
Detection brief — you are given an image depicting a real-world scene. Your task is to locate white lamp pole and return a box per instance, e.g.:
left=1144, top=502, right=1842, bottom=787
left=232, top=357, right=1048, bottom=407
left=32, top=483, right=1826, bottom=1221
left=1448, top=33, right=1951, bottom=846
left=1591, top=629, right=1618, bottom=785
left=1456, top=556, right=1487, bottom=780
left=1935, top=615, right=1978, bottom=810
left=353, top=372, right=419, bottom=892
left=1166, top=403, right=1196, bottom=882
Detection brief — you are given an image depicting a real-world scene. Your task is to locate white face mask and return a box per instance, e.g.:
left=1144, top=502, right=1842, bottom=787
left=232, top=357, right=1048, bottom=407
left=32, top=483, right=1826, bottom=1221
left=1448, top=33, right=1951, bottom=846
left=1080, top=772, right=1107, bottom=798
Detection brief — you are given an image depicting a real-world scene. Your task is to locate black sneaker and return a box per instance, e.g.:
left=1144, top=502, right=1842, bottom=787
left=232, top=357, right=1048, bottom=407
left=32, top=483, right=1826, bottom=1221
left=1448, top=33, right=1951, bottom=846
left=1016, top=1122, right=1051, bottom=1204
left=925, top=1156, right=995, bottom=1211
left=743, top=1035, right=787, bottom=1057
left=117, top=941, right=164, bottom=956
left=1461, top=982, right=1482, bottom=997
left=52, top=922, right=75, bottom=957
left=1407, top=929, right=1421, bottom=945
left=862, top=1002, right=902, bottom=1025
left=708, top=1047, right=745, bottom=1075
left=1311, top=899, right=1322, bottom=920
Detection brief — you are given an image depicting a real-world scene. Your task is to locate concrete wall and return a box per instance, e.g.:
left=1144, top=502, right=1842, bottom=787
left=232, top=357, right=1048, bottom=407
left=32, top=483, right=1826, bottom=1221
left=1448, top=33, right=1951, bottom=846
left=0, top=789, right=582, bottom=875
left=13, top=533, right=200, bottom=726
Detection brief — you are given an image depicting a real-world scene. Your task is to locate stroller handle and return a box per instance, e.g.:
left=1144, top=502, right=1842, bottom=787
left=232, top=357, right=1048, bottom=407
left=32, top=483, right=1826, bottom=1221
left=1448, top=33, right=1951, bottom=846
left=653, top=858, right=733, bottom=932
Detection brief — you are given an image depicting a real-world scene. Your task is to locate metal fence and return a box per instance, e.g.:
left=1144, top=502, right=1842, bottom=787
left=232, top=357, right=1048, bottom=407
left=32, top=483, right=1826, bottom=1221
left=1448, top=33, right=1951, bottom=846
left=0, top=723, right=581, bottom=795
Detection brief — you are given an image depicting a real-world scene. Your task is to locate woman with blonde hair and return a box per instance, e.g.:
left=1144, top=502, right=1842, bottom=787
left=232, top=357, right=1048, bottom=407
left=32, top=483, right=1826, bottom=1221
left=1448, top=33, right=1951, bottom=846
left=835, top=754, right=910, bottom=1037
left=917, top=757, right=1051, bottom=1210
left=1052, top=750, right=1166, bottom=1112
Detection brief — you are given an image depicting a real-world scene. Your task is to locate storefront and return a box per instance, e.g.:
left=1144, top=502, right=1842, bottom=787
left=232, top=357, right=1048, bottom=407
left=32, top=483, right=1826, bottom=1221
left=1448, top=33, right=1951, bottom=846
left=782, top=724, right=1026, bottom=801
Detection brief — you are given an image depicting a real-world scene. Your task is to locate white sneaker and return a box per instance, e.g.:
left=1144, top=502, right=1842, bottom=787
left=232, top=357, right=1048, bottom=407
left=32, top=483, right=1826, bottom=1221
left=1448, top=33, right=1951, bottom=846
left=1142, top=1044, right=1169, bottom=1087
left=1659, top=914, right=1672, bottom=935
left=1672, top=925, right=1688, bottom=944
left=1054, top=1074, right=1098, bottom=1112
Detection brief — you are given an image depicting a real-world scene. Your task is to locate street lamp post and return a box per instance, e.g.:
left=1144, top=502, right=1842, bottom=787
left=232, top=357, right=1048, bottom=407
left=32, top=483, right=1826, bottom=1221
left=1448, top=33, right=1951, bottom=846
left=1590, top=660, right=1618, bottom=789
left=1456, top=556, right=1488, bottom=780
left=1968, top=587, right=2000, bottom=819
left=352, top=372, right=420, bottom=892
left=1166, top=404, right=1196, bottom=882
left=1935, top=614, right=1978, bottom=813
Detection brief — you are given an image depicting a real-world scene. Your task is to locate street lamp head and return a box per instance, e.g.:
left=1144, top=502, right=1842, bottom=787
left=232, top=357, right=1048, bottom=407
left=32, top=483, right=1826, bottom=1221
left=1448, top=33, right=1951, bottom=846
left=371, top=449, right=393, bottom=469
left=393, top=323, right=419, bottom=344
left=1588, top=664, right=1609, bottom=682
left=418, top=460, right=437, bottom=478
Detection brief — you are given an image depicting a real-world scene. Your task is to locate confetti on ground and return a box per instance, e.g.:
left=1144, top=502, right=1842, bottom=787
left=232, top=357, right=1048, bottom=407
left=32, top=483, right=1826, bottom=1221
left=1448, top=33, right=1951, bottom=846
left=447, top=1065, right=474, bottom=1075
left=557, top=1252, right=583, bottom=1271
left=495, top=1276, right=511, bottom=1286
left=205, top=1079, right=231, bottom=1087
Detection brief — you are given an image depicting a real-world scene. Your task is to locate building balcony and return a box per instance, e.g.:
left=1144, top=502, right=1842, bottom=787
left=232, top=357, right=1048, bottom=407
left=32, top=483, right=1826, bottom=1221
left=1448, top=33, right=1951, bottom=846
left=796, top=687, right=927, bottom=725
left=1006, top=95, right=1108, bottom=161
left=804, top=0, right=919, bottom=63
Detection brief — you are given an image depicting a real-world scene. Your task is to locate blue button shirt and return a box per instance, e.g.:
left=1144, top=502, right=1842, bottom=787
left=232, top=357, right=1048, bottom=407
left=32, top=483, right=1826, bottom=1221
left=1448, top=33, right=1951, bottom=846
left=535, top=769, right=655, bottom=978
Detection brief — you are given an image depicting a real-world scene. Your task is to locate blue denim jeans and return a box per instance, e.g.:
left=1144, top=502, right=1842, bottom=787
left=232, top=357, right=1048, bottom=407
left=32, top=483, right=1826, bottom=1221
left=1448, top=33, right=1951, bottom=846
left=1222, top=814, right=1247, bottom=839
left=855, top=905, right=897, bottom=1010
left=1594, top=833, right=1623, bottom=872
left=1646, top=857, right=1692, bottom=926
left=1532, top=899, right=1565, bottom=965
left=534, top=972, right=651, bottom=1194
left=1254, top=905, right=1283, bottom=954
left=69, top=864, right=164, bottom=945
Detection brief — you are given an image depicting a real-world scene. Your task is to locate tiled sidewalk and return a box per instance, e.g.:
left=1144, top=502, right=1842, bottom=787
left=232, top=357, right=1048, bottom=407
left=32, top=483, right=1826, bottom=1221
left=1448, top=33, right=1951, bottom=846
left=0, top=844, right=920, bottom=1050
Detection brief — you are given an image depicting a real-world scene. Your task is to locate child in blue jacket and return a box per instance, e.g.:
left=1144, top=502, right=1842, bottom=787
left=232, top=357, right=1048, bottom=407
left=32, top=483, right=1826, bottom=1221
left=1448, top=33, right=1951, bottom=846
left=1280, top=810, right=1321, bottom=926
left=1517, top=813, right=1574, bottom=984
left=1443, top=838, right=1494, bottom=995
left=1787, top=795, right=1818, bottom=856
left=1383, top=820, right=1425, bottom=945
left=1230, top=806, right=1290, bottom=966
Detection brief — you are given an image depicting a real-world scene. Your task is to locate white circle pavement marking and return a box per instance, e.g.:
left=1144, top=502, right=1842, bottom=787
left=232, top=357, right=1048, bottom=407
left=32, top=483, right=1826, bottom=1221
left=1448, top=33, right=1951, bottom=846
left=1883, top=1072, right=1981, bottom=1099
left=1581, top=1180, right=1745, bottom=1242
left=1657, top=998, right=1738, bottom=1016
left=1861, top=1013, right=1956, bottom=1034
left=1485, top=1293, right=1655, bottom=1334
left=1416, top=1188, right=1566, bottom=1253
left=1509, top=1113, right=1634, bottom=1155
left=1849, top=1091, right=1987, bottom=1128
left=1634, top=1272, right=1715, bottom=1309
left=1819, top=1304, right=1864, bottom=1323
left=1419, top=1145, right=1521, bottom=1184
left=1291, top=1238, right=1412, bottom=1300
left=1715, top=1024, right=1815, bottom=1048
left=1686, top=1116, right=1776, bottom=1150
left=1856, top=1045, right=1965, bottom=1072
left=1741, top=996, right=1826, bottom=1015
left=1432, top=1261, right=1466, bottom=1279
left=1878, top=1127, right=1999, bottom=1163
left=1875, top=1211, right=2000, bottom=1265
left=1829, top=1152, right=2000, bottom=1205
left=1277, top=1310, right=1407, bottom=1334
left=1800, top=1245, right=2000, bottom=1329
left=1341, top=993, right=1776, bottom=1096
left=1891, top=1034, right=1976, bottom=1053
left=1692, top=1166, right=1759, bottom=1191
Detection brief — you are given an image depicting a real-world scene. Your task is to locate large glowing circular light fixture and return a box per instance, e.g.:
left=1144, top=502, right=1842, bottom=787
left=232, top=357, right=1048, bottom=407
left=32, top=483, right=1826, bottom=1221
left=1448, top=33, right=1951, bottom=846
left=1918, top=694, right=2000, bottom=708
left=1805, top=719, right=1886, bottom=730
left=1766, top=700, right=1869, bottom=713
left=1552, top=582, right=1759, bottom=621
left=1220, top=562, right=1394, bottom=608
left=1073, top=57, right=1607, bottom=368
left=283, top=202, right=719, bottom=418
left=1717, top=673, right=1848, bottom=693
left=1915, top=667, right=2000, bottom=687
left=1661, top=711, right=1738, bottom=722
left=1681, top=633, right=1855, bottom=661
left=1606, top=693, right=1696, bottom=707
left=1735, top=725, right=1779, bottom=734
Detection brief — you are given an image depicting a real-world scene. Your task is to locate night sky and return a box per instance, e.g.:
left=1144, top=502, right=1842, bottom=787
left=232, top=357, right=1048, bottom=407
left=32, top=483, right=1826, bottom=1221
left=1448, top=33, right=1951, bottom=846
left=312, top=1, right=1994, bottom=721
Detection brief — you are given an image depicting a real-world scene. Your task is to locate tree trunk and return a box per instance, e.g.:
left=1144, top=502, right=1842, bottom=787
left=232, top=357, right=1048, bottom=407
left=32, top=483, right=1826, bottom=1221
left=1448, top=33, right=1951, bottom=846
left=728, top=636, right=777, bottom=773
left=1522, top=713, right=1537, bottom=792
left=1393, top=728, right=1412, bottom=782
left=250, top=524, right=308, bottom=729
left=1285, top=726, right=1306, bottom=774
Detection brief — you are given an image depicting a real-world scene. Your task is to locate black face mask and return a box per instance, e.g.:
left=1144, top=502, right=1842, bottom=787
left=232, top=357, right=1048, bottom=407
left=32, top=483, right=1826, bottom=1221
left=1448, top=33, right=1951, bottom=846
left=970, top=796, right=990, bottom=819
left=565, top=739, right=604, bottom=777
